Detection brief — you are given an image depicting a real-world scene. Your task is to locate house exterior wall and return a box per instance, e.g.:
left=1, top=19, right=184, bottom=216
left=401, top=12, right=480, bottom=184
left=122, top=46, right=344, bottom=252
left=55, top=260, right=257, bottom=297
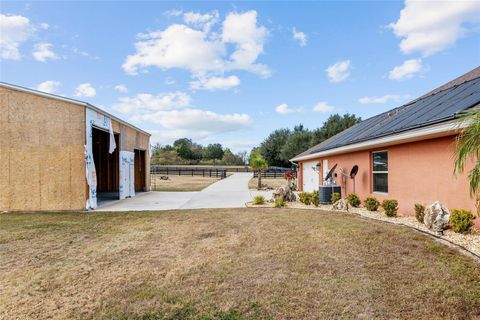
left=0, top=86, right=86, bottom=211
left=298, top=135, right=478, bottom=224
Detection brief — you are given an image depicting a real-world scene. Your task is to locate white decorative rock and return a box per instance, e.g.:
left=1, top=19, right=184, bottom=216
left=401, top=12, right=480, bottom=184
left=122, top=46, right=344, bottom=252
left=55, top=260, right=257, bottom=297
left=333, top=199, right=349, bottom=211
left=424, top=201, right=450, bottom=235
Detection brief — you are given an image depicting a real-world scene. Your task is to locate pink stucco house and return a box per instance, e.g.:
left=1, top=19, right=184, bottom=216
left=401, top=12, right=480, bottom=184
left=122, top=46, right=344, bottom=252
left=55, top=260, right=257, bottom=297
left=292, top=67, right=480, bottom=226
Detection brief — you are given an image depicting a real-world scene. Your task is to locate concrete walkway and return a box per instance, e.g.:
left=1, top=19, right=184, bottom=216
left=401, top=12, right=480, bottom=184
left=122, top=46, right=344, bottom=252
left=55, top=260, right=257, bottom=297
left=96, top=173, right=258, bottom=211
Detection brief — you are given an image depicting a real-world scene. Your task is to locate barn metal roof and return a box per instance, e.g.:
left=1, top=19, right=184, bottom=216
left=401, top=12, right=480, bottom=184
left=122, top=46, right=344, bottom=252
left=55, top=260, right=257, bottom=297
left=293, top=67, right=480, bottom=160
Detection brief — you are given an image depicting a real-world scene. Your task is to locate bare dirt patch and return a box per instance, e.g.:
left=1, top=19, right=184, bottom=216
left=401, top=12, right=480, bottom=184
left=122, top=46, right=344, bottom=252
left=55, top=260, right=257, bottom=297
left=151, top=174, right=220, bottom=192
left=1, top=209, right=479, bottom=319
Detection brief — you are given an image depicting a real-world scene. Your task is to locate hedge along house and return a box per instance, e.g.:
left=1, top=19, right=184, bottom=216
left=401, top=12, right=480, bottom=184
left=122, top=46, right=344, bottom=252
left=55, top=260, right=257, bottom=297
left=291, top=67, right=480, bottom=222
left=0, top=82, right=150, bottom=211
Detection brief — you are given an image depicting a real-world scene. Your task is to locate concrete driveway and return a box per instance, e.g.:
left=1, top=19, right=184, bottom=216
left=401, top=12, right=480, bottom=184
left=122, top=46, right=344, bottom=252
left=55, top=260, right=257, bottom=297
left=96, top=173, right=264, bottom=211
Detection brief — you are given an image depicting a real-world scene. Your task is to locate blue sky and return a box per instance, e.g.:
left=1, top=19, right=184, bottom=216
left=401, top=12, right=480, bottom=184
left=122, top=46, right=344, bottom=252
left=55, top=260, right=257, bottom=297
left=1, top=1, right=479, bottom=152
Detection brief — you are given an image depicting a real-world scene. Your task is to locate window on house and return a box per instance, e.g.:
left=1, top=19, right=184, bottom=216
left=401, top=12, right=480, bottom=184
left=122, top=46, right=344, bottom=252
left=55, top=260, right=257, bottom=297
left=372, top=151, right=388, bottom=193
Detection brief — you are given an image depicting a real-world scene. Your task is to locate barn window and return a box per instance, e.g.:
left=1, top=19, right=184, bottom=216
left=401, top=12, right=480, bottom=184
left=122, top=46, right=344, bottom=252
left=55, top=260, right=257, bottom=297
left=372, top=151, right=388, bottom=193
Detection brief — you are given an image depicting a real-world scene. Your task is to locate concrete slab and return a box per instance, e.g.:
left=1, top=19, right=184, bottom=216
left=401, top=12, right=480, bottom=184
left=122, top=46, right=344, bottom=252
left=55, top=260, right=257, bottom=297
left=95, top=191, right=197, bottom=211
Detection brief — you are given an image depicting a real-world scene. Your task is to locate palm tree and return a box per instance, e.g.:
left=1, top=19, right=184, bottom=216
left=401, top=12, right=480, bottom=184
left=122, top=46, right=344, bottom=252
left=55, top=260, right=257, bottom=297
left=249, top=151, right=268, bottom=190
left=454, top=108, right=480, bottom=208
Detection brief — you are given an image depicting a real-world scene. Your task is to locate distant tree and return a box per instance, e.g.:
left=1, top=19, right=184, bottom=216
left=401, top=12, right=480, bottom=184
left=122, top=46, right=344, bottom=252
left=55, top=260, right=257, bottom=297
left=260, top=128, right=291, bottom=167
left=249, top=148, right=268, bottom=190
left=176, top=143, right=194, bottom=160
left=173, top=138, right=193, bottom=148
left=237, top=151, right=248, bottom=165
left=311, top=113, right=361, bottom=145
left=454, top=108, right=480, bottom=208
left=279, top=125, right=313, bottom=163
left=205, top=143, right=225, bottom=165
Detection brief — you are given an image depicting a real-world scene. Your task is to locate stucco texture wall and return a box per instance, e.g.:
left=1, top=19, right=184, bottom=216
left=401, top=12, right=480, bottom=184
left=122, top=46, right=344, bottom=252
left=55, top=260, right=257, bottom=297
left=299, top=136, right=477, bottom=219
left=0, top=87, right=86, bottom=211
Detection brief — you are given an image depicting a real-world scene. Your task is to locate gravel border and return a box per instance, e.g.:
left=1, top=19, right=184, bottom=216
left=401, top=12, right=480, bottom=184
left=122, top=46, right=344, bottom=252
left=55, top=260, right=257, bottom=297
left=246, top=201, right=480, bottom=262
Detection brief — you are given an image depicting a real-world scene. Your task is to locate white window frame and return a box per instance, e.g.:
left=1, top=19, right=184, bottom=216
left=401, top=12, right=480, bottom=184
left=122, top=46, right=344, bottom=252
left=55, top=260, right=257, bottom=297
left=372, top=150, right=388, bottom=194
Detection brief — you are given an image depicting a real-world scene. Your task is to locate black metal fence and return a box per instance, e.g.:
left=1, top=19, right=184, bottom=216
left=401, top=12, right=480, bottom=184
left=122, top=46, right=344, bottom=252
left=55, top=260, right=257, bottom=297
left=151, top=166, right=227, bottom=178
left=253, top=171, right=297, bottom=178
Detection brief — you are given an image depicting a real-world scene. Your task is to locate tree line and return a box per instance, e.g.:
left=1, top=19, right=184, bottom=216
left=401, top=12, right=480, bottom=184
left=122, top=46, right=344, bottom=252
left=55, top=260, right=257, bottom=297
left=151, top=138, right=247, bottom=166
left=253, top=114, right=361, bottom=167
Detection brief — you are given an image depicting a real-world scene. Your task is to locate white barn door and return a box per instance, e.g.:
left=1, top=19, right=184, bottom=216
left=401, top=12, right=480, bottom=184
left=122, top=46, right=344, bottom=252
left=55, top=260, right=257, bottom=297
left=302, top=160, right=319, bottom=192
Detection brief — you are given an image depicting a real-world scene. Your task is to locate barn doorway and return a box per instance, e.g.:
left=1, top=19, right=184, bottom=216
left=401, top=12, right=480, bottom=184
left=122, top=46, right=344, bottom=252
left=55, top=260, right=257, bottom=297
left=134, top=149, right=146, bottom=192
left=92, top=127, right=120, bottom=204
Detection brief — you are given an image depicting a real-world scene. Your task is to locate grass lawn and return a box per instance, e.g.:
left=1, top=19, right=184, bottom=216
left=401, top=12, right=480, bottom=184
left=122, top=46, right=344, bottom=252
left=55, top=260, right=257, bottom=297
left=1, top=208, right=479, bottom=320
left=151, top=174, right=220, bottom=191
left=248, top=177, right=286, bottom=190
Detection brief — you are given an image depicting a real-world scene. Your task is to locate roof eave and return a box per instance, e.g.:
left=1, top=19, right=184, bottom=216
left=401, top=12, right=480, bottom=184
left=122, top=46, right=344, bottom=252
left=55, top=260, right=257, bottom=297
left=291, top=120, right=464, bottom=162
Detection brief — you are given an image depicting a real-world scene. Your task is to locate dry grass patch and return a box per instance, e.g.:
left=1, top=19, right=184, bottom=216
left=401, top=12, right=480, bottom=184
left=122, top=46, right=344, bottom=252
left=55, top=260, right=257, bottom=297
left=1, top=208, right=479, bottom=320
left=248, top=178, right=286, bottom=190
left=151, top=174, right=220, bottom=191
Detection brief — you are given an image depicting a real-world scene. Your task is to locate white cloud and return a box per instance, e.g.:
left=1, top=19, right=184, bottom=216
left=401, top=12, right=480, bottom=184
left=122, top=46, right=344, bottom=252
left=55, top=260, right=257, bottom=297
left=358, top=94, right=411, bottom=105
left=32, top=42, right=58, bottom=62
left=0, top=14, right=33, bottom=60
left=122, top=10, right=270, bottom=84
left=39, top=22, right=49, bottom=30
left=313, top=102, right=335, bottom=113
left=114, top=84, right=128, bottom=93
left=389, top=0, right=480, bottom=56
left=138, top=109, right=251, bottom=134
left=292, top=27, right=307, bottom=47
left=74, top=83, right=96, bottom=98
left=183, top=11, right=219, bottom=32
left=190, top=75, right=240, bottom=90
left=222, top=11, right=270, bottom=77
left=325, top=60, right=351, bottom=83
left=36, top=80, right=60, bottom=93
left=112, top=92, right=191, bottom=114
left=275, top=103, right=302, bottom=114
left=388, top=59, right=423, bottom=80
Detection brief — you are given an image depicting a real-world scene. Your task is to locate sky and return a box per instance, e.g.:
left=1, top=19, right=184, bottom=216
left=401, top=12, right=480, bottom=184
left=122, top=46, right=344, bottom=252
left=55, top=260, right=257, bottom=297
left=1, top=1, right=480, bottom=153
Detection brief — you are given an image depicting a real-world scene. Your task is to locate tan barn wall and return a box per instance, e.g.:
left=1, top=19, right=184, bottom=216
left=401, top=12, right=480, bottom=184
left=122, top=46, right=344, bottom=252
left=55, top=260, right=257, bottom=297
left=0, top=87, right=86, bottom=211
left=298, top=135, right=478, bottom=227
left=111, top=120, right=151, bottom=191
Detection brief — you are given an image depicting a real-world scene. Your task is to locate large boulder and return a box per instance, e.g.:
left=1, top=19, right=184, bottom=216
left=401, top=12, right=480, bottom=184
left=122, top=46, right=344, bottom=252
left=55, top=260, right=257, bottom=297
left=272, top=186, right=296, bottom=202
left=333, top=199, right=349, bottom=211
left=424, top=201, right=450, bottom=235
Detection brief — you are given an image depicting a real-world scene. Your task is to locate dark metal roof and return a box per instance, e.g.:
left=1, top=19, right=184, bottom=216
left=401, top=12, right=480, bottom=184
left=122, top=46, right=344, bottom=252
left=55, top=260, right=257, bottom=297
left=294, top=68, right=480, bottom=159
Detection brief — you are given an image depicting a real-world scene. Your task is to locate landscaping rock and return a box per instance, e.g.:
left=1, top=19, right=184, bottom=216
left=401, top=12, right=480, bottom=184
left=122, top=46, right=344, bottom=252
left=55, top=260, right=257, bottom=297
left=424, top=201, right=450, bottom=235
left=272, top=186, right=296, bottom=202
left=333, top=199, right=349, bottom=211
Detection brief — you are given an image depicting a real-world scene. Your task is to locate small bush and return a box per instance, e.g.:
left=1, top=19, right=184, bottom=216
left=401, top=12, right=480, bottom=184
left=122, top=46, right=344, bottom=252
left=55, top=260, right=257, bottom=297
left=449, top=209, right=475, bottom=233
left=346, top=193, right=361, bottom=207
left=364, top=197, right=380, bottom=211
left=252, top=195, right=265, bottom=205
left=331, top=192, right=341, bottom=204
left=414, top=203, right=425, bottom=223
left=274, top=195, right=286, bottom=208
left=382, top=199, right=398, bottom=217
left=298, top=192, right=312, bottom=205
left=311, top=191, right=319, bottom=207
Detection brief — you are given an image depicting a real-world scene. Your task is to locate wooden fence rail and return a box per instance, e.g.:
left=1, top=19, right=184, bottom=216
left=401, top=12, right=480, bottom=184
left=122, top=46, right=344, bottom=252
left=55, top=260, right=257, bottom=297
left=151, top=167, right=227, bottom=178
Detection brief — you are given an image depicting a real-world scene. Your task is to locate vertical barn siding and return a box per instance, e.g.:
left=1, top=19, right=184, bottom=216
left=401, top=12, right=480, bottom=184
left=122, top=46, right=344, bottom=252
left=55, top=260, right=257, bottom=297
left=0, top=87, right=86, bottom=211
left=299, top=136, right=477, bottom=218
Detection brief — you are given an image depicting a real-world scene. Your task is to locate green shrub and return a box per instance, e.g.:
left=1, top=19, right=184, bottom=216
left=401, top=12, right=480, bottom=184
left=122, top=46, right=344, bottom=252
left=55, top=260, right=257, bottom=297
left=311, top=191, right=319, bottom=207
left=252, top=195, right=265, bottom=205
left=449, top=209, right=475, bottom=233
left=274, top=195, right=286, bottom=208
left=346, top=193, right=361, bottom=207
left=364, top=197, right=380, bottom=211
left=298, top=192, right=311, bottom=205
left=414, top=203, right=425, bottom=223
left=331, top=192, right=341, bottom=204
left=382, top=199, right=398, bottom=217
